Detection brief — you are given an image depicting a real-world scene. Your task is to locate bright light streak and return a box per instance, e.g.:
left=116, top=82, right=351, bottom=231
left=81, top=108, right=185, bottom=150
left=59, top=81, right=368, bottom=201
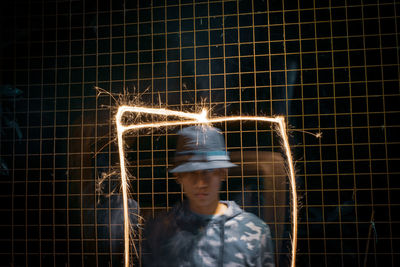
left=116, top=105, right=297, bottom=267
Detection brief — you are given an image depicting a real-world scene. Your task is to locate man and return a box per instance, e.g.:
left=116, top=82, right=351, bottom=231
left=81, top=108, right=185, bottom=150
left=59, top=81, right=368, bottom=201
left=144, top=125, right=275, bottom=267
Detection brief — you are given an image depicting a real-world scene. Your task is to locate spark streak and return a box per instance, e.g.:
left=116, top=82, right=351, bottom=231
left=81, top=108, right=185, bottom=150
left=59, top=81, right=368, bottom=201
left=116, top=105, right=297, bottom=267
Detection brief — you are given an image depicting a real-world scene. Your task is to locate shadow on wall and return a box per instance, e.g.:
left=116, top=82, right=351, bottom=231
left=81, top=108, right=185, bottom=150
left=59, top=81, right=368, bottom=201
left=229, top=151, right=289, bottom=267
left=69, top=112, right=140, bottom=266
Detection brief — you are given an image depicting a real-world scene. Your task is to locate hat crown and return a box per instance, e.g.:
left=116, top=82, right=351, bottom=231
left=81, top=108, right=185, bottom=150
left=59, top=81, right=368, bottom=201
left=176, top=126, right=225, bottom=154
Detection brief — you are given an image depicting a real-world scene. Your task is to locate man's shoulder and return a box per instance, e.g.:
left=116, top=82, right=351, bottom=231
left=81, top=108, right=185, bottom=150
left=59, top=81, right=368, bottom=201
left=226, top=209, right=270, bottom=238
left=235, top=210, right=267, bottom=225
left=224, top=201, right=268, bottom=227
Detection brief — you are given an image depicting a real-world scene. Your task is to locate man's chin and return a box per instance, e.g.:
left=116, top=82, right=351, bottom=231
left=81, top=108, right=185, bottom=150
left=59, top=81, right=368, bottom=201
left=194, top=193, right=209, bottom=200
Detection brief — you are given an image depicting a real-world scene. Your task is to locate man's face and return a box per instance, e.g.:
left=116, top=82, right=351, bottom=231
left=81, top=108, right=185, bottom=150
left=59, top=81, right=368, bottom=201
left=177, top=169, right=226, bottom=214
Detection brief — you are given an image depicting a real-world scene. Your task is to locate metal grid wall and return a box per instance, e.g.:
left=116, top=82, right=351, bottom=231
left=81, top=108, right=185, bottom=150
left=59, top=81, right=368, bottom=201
left=0, top=0, right=399, bottom=266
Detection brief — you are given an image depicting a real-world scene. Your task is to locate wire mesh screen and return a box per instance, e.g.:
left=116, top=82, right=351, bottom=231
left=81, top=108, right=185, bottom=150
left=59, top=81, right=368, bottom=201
left=0, top=0, right=399, bottom=266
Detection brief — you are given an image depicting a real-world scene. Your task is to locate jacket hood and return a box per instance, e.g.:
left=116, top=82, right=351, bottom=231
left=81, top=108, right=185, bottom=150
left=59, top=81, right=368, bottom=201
left=215, top=200, right=243, bottom=222
left=181, top=200, right=242, bottom=220
left=170, top=201, right=243, bottom=233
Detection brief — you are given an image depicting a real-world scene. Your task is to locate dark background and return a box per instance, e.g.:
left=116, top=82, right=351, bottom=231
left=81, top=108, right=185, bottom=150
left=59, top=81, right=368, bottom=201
left=0, top=0, right=399, bottom=266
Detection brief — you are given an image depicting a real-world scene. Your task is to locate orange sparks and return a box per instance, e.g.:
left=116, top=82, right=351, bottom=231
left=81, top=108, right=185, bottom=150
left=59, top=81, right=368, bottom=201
left=116, top=105, right=297, bottom=267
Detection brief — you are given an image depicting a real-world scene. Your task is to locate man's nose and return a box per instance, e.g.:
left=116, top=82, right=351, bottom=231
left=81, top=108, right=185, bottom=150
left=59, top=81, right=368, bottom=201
left=193, top=173, right=208, bottom=187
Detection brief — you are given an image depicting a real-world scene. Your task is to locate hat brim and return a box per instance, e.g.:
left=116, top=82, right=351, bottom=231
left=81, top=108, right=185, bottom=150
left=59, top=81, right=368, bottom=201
left=169, top=161, right=237, bottom=173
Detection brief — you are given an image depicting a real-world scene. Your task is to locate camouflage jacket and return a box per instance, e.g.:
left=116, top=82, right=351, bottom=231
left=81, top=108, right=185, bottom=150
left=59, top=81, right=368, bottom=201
left=144, top=201, right=275, bottom=267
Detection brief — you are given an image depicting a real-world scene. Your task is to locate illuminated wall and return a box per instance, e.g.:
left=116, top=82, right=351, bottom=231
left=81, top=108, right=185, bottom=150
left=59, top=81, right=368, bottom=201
left=0, top=0, right=399, bottom=266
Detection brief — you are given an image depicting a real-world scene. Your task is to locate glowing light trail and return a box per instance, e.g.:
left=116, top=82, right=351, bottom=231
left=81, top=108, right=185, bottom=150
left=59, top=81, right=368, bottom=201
left=116, top=105, right=297, bottom=267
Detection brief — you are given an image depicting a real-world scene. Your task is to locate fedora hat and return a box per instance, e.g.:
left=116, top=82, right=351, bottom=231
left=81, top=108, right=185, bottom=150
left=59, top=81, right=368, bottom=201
left=170, top=125, right=237, bottom=173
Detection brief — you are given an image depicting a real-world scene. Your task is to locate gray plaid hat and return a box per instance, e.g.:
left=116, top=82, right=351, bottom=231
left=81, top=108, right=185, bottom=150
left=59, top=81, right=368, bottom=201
left=170, top=125, right=237, bottom=173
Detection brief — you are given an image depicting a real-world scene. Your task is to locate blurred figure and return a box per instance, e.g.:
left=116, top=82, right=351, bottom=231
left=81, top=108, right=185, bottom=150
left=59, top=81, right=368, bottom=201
left=144, top=126, right=274, bottom=267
